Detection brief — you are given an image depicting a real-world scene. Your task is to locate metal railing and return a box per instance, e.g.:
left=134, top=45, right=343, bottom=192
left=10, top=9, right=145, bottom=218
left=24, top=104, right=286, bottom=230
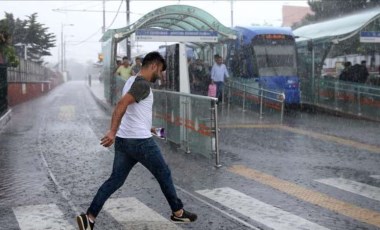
left=314, top=78, right=380, bottom=120
left=152, top=89, right=221, bottom=167
left=225, top=80, right=286, bottom=123
left=7, top=59, right=52, bottom=83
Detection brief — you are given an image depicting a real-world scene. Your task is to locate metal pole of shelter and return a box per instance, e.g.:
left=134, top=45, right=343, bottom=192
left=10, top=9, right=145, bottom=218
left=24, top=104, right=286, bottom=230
left=126, top=0, right=131, bottom=59
left=311, top=40, right=315, bottom=104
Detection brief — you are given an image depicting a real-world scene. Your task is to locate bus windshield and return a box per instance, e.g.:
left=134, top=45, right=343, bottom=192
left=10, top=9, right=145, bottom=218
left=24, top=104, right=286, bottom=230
left=252, top=34, right=297, bottom=77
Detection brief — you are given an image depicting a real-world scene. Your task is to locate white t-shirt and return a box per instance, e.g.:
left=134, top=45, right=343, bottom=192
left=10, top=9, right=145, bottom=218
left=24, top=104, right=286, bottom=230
left=116, top=76, right=153, bottom=138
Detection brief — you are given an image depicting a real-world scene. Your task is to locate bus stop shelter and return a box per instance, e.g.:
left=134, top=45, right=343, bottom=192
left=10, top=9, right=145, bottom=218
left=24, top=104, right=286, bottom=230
left=100, top=4, right=237, bottom=105
left=294, top=7, right=380, bottom=120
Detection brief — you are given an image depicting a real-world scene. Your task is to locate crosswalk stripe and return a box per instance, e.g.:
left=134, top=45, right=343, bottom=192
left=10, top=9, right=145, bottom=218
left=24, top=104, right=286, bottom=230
left=196, top=187, right=329, bottom=230
left=370, top=175, right=380, bottom=180
left=13, top=204, right=75, bottom=230
left=228, top=164, right=380, bottom=228
left=316, top=178, right=380, bottom=202
left=104, top=197, right=181, bottom=230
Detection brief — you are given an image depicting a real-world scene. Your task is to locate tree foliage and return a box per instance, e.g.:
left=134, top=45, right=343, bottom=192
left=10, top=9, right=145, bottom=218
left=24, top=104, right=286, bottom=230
left=0, top=18, right=18, bottom=67
left=294, top=0, right=380, bottom=28
left=1, top=12, right=56, bottom=64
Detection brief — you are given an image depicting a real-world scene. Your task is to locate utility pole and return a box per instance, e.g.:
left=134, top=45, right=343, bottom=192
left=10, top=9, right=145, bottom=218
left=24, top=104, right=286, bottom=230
left=126, top=0, right=131, bottom=59
left=102, top=0, right=106, bottom=33
left=61, top=23, right=74, bottom=73
left=64, top=38, right=66, bottom=71
left=230, top=0, right=234, bottom=28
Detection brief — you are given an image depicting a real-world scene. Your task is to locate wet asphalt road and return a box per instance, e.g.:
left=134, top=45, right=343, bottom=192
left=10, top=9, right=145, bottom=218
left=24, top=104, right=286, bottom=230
left=0, top=81, right=380, bottom=230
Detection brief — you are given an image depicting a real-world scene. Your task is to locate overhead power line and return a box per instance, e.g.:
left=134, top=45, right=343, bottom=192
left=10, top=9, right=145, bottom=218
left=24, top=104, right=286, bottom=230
left=107, top=0, right=124, bottom=30
left=71, top=27, right=103, bottom=46
left=52, top=9, right=143, bottom=15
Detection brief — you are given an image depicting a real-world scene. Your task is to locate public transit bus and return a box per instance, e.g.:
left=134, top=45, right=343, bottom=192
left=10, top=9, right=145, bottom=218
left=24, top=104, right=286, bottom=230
left=226, top=26, right=300, bottom=105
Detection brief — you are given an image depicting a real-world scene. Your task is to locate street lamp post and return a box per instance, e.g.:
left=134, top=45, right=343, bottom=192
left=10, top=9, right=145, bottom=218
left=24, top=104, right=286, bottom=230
left=61, top=23, right=74, bottom=73
left=126, top=0, right=131, bottom=59
left=63, top=35, right=74, bottom=73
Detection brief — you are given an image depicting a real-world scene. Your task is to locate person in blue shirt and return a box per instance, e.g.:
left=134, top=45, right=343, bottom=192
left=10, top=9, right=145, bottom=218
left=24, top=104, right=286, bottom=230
left=211, top=55, right=229, bottom=102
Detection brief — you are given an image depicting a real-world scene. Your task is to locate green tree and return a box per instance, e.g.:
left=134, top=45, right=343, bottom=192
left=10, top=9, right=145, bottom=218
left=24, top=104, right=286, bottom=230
left=293, top=0, right=380, bottom=28
left=1, top=12, right=56, bottom=64
left=24, top=13, right=56, bottom=63
left=0, top=18, right=19, bottom=67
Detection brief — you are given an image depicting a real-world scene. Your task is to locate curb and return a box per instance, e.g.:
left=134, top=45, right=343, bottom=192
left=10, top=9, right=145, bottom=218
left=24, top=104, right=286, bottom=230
left=86, top=86, right=114, bottom=114
left=301, top=103, right=379, bottom=122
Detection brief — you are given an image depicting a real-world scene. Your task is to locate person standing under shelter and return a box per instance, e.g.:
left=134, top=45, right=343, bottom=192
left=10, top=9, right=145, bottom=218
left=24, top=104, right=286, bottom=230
left=131, top=56, right=142, bottom=76
left=116, top=56, right=132, bottom=81
left=211, top=55, right=229, bottom=101
left=339, top=61, right=352, bottom=81
left=76, top=51, right=197, bottom=230
left=358, top=60, right=369, bottom=83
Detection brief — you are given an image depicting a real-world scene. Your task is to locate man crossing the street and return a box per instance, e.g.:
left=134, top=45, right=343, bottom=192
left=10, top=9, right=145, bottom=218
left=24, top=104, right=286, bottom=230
left=76, top=51, right=197, bottom=230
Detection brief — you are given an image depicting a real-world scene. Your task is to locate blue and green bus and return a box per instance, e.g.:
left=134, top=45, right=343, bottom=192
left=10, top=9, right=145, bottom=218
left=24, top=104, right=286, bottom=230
left=227, top=26, right=300, bottom=105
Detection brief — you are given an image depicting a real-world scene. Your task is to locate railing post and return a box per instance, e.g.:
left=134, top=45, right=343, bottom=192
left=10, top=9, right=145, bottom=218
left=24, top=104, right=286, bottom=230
left=259, top=87, right=263, bottom=119
left=334, top=81, right=339, bottom=110
left=242, top=84, right=246, bottom=112
left=228, top=82, right=231, bottom=106
left=165, top=92, right=168, bottom=143
left=316, top=78, right=320, bottom=104
left=182, top=97, right=190, bottom=154
left=212, top=100, right=221, bottom=168
left=357, top=86, right=362, bottom=116
left=222, top=85, right=225, bottom=105
left=280, top=93, right=285, bottom=124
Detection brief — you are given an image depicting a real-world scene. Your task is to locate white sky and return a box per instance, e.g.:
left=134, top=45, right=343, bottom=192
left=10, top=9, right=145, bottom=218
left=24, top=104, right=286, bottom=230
left=0, top=0, right=308, bottom=65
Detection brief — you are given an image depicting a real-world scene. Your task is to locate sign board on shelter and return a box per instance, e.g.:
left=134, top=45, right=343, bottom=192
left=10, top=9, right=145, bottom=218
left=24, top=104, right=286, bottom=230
left=360, top=31, right=380, bottom=43
left=135, top=30, right=218, bottom=42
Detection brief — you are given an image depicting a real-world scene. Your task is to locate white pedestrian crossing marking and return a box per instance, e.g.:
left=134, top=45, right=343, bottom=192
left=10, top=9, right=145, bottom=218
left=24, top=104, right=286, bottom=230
left=316, top=178, right=380, bottom=202
left=13, top=204, right=75, bottom=230
left=104, top=197, right=181, bottom=230
left=370, top=175, right=380, bottom=180
left=196, top=187, right=329, bottom=230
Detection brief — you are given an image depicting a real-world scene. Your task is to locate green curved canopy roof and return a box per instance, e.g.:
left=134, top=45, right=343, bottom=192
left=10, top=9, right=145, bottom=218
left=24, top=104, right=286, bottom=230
left=294, top=7, right=380, bottom=44
left=100, top=4, right=237, bottom=42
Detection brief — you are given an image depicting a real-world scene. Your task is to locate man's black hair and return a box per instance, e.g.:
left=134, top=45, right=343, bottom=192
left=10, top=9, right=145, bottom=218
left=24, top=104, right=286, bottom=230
left=122, top=56, right=128, bottom=60
left=142, top=51, right=167, bottom=71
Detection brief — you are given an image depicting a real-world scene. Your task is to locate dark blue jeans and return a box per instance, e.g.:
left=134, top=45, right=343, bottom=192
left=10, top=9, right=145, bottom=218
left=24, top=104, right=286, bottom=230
left=215, top=81, right=224, bottom=101
left=87, top=137, right=183, bottom=218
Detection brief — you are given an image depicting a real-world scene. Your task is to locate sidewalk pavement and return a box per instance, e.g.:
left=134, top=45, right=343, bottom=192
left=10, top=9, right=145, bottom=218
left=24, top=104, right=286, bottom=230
left=86, top=80, right=114, bottom=114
